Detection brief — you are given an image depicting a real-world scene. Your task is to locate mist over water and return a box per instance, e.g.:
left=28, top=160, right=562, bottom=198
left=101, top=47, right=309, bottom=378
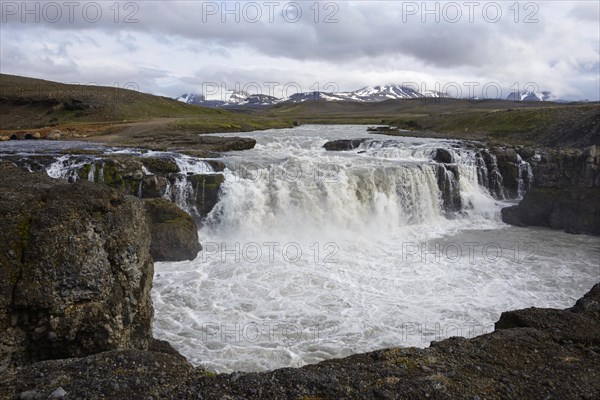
left=152, top=125, right=600, bottom=373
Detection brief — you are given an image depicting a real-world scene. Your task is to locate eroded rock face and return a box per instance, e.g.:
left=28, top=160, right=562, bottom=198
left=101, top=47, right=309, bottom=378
left=0, top=163, right=154, bottom=372
left=144, top=198, right=201, bottom=261
left=490, top=147, right=520, bottom=198
left=502, top=145, right=600, bottom=235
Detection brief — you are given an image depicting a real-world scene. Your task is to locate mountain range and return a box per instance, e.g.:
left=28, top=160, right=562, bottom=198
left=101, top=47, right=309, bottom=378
left=177, top=84, right=552, bottom=108
left=506, top=90, right=552, bottom=102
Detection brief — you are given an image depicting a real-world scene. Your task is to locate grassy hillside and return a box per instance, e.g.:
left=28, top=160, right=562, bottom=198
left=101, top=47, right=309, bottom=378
left=266, top=98, right=600, bottom=147
left=0, top=74, right=292, bottom=132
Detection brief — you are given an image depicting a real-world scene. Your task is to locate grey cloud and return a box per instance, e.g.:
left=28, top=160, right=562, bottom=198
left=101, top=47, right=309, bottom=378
left=0, top=1, right=553, bottom=65
left=568, top=2, right=600, bottom=23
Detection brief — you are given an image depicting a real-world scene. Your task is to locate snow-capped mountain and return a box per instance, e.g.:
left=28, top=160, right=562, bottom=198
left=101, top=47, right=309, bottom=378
left=177, top=90, right=281, bottom=109
left=177, top=84, right=449, bottom=108
left=225, top=90, right=249, bottom=104
left=239, top=94, right=280, bottom=106
left=177, top=90, right=252, bottom=107
left=178, top=84, right=558, bottom=108
left=349, top=84, right=446, bottom=101
left=287, top=91, right=354, bottom=103
left=177, top=93, right=206, bottom=104
left=506, top=91, right=552, bottom=102
left=284, top=84, right=449, bottom=104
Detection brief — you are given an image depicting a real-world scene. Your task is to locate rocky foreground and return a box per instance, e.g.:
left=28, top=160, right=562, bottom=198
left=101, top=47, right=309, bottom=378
left=0, top=162, right=599, bottom=399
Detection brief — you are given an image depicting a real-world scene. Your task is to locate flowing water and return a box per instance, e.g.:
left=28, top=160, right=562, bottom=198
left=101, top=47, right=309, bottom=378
left=151, top=125, right=600, bottom=373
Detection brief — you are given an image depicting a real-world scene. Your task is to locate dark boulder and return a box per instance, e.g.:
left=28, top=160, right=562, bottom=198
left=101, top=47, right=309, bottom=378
left=205, top=160, right=226, bottom=172
left=140, top=175, right=169, bottom=199
left=143, top=198, right=201, bottom=262
left=500, top=205, right=526, bottom=227
left=323, top=138, right=369, bottom=151
left=193, top=136, right=256, bottom=152
left=140, top=157, right=180, bottom=174
left=431, top=148, right=454, bottom=164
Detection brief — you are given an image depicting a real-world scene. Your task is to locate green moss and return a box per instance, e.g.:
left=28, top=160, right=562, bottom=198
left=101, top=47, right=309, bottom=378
left=162, top=216, right=190, bottom=224
left=77, top=163, right=92, bottom=180
left=101, top=162, right=124, bottom=187
left=201, top=370, right=217, bottom=377
left=12, top=215, right=32, bottom=262
left=141, top=157, right=179, bottom=174
left=189, top=174, right=224, bottom=187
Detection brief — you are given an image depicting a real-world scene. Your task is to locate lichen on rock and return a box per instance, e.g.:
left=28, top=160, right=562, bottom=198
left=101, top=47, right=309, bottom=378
left=0, top=162, right=154, bottom=372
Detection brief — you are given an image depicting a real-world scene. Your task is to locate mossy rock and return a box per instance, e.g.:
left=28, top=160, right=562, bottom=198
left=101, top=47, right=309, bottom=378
left=141, top=157, right=180, bottom=174
left=143, top=198, right=201, bottom=261
left=100, top=160, right=126, bottom=187
left=76, top=164, right=91, bottom=181
left=188, top=173, right=224, bottom=189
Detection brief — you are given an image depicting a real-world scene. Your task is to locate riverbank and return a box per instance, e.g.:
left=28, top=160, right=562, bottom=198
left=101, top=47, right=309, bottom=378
left=267, top=98, right=599, bottom=148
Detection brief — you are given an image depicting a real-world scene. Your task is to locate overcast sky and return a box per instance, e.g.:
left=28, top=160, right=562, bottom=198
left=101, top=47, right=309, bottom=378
left=1, top=1, right=599, bottom=100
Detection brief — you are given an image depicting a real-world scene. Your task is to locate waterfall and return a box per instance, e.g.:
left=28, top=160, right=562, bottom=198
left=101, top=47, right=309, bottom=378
left=147, top=126, right=593, bottom=375
left=35, top=153, right=218, bottom=219
left=87, top=163, right=96, bottom=182
left=435, top=164, right=461, bottom=213
left=46, top=156, right=90, bottom=183
left=487, top=153, right=506, bottom=199
left=97, top=163, right=105, bottom=184
left=208, top=163, right=435, bottom=237
left=472, top=150, right=510, bottom=200
left=475, top=153, right=489, bottom=188
left=13, top=129, right=527, bottom=232
left=164, top=174, right=198, bottom=215
left=173, top=155, right=213, bottom=174
left=158, top=157, right=215, bottom=216
left=517, top=154, right=534, bottom=198
left=204, top=151, right=496, bottom=240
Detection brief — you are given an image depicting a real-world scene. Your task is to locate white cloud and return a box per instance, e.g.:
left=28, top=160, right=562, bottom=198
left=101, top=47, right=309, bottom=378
left=1, top=1, right=598, bottom=100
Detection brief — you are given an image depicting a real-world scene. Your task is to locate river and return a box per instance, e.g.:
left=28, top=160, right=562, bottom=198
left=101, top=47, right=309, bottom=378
left=150, top=125, right=599, bottom=373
